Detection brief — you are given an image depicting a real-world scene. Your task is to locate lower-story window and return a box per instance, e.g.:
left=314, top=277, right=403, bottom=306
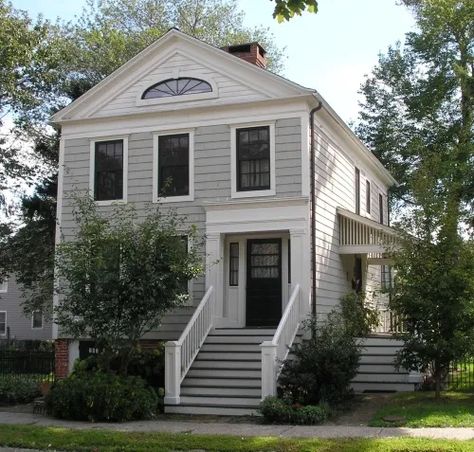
left=0, top=312, right=6, bottom=335
left=32, top=310, right=43, bottom=329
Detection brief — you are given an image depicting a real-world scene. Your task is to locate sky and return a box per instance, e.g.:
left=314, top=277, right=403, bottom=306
left=10, top=0, right=416, bottom=123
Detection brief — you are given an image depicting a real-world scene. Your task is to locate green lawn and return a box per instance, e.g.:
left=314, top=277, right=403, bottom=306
left=0, top=424, right=473, bottom=452
left=370, top=391, right=474, bottom=427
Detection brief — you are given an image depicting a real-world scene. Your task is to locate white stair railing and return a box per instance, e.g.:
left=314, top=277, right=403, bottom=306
left=164, top=286, right=214, bottom=405
left=260, top=284, right=301, bottom=399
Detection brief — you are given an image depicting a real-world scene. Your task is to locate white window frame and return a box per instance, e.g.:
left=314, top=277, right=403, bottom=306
left=0, top=277, right=7, bottom=293
left=152, top=129, right=195, bottom=203
left=0, top=311, right=6, bottom=336
left=231, top=121, right=276, bottom=199
left=89, top=136, right=129, bottom=206
left=31, top=310, right=44, bottom=330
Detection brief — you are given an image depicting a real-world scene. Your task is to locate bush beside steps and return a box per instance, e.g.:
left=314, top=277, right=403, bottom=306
left=259, top=396, right=330, bottom=425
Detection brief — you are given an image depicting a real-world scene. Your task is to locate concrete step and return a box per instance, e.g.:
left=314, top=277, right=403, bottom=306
left=193, top=360, right=261, bottom=369
left=165, top=404, right=258, bottom=416
left=182, top=377, right=260, bottom=387
left=180, top=395, right=260, bottom=407
left=181, top=385, right=261, bottom=397
left=187, top=368, right=261, bottom=379
left=196, top=351, right=260, bottom=361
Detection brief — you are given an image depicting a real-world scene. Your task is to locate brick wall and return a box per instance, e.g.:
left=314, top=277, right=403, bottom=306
left=55, top=339, right=69, bottom=379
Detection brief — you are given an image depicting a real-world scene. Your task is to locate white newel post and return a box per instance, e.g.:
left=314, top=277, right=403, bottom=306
left=164, top=341, right=181, bottom=405
left=260, top=341, right=277, bottom=399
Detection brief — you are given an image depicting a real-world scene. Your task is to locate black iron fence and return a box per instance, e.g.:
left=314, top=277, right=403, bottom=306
left=0, top=349, right=55, bottom=384
left=447, top=358, right=474, bottom=391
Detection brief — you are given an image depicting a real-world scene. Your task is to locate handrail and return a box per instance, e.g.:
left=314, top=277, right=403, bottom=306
left=177, top=285, right=214, bottom=379
left=164, top=286, right=214, bottom=405
left=261, top=284, right=301, bottom=398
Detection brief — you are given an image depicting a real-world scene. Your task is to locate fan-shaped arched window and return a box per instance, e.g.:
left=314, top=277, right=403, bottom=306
left=142, top=77, right=212, bottom=99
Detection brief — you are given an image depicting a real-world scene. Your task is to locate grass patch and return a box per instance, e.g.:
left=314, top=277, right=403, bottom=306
left=0, top=424, right=473, bottom=451
left=370, top=391, right=474, bottom=427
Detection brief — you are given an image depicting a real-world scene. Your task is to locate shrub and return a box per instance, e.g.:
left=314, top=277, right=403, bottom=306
left=258, top=396, right=329, bottom=425
left=278, top=293, right=376, bottom=406
left=0, top=376, right=40, bottom=405
left=46, top=370, right=158, bottom=422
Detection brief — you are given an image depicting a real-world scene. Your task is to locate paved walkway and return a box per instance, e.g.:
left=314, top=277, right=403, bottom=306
left=0, top=411, right=473, bottom=440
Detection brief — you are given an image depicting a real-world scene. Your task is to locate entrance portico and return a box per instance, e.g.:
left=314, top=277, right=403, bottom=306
left=205, top=197, right=310, bottom=329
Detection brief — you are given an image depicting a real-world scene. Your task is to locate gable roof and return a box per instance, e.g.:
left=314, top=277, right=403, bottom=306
left=51, top=28, right=315, bottom=123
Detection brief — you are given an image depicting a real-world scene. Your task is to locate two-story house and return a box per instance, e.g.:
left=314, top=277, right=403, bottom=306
left=51, top=29, right=420, bottom=416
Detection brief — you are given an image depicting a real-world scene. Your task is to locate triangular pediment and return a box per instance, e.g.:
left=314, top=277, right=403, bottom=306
left=52, top=29, right=313, bottom=122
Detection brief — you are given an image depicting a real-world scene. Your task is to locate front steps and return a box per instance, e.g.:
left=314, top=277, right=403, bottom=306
left=165, top=328, right=275, bottom=416
left=351, top=336, right=422, bottom=392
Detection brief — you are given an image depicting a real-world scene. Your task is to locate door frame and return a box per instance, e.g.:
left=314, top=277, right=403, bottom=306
left=223, top=232, right=290, bottom=328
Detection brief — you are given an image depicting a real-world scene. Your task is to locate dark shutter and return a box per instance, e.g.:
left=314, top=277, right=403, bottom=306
left=355, top=168, right=360, bottom=215
left=366, top=180, right=371, bottom=214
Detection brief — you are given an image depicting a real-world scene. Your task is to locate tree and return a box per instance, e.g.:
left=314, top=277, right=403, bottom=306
left=356, top=0, right=473, bottom=218
left=270, top=0, right=318, bottom=22
left=0, top=0, right=285, bottom=314
left=55, top=197, right=204, bottom=374
left=356, top=0, right=474, bottom=396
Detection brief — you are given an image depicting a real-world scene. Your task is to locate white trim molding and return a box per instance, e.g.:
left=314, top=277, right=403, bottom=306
left=89, top=136, right=129, bottom=206
left=230, top=121, right=276, bottom=199
left=152, top=128, right=195, bottom=203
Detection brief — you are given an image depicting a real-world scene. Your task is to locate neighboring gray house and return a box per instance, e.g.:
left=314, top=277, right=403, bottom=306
left=51, top=29, right=421, bottom=415
left=0, top=275, right=52, bottom=341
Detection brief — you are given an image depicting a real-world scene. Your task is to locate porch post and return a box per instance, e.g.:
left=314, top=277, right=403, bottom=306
left=206, top=232, right=223, bottom=322
left=260, top=341, right=277, bottom=398
left=289, top=228, right=308, bottom=319
left=164, top=341, right=181, bottom=405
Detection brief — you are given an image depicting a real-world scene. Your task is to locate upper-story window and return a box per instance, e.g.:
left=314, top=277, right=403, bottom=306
left=0, top=277, right=7, bottom=293
left=142, top=78, right=212, bottom=99
left=355, top=167, right=361, bottom=215
left=92, top=139, right=128, bottom=203
left=153, top=131, right=194, bottom=203
left=379, top=193, right=384, bottom=224
left=32, top=311, right=43, bottom=329
left=237, top=126, right=270, bottom=192
left=366, top=180, right=371, bottom=214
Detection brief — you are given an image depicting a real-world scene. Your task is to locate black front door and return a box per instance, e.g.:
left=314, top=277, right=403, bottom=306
left=246, top=239, right=282, bottom=327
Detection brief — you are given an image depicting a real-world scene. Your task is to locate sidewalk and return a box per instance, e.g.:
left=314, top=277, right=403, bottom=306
left=0, top=411, right=473, bottom=440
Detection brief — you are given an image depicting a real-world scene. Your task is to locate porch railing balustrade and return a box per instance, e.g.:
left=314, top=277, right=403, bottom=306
left=261, top=283, right=301, bottom=399
left=373, top=308, right=406, bottom=334
left=164, top=285, right=214, bottom=405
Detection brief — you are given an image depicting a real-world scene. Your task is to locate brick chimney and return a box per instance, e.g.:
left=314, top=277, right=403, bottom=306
left=222, top=43, right=267, bottom=69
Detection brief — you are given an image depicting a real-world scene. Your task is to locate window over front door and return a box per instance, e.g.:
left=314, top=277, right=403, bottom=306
left=94, top=140, right=125, bottom=201
left=237, top=126, right=270, bottom=192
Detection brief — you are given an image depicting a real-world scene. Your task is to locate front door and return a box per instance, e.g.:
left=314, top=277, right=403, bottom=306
left=246, top=238, right=282, bottom=327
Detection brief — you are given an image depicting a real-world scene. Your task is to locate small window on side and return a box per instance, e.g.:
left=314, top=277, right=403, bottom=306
left=355, top=168, right=361, bottom=215
left=379, top=194, right=384, bottom=224
left=32, top=311, right=43, bottom=329
left=366, top=180, right=371, bottom=214
left=229, top=243, right=239, bottom=286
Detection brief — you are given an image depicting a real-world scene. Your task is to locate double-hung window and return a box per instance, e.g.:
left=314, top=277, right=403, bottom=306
left=232, top=123, right=275, bottom=198
left=32, top=311, right=43, bottom=329
left=92, top=138, right=127, bottom=202
left=0, top=312, right=6, bottom=336
left=154, top=131, right=194, bottom=202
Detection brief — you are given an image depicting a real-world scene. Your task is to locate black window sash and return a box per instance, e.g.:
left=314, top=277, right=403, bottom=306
left=355, top=168, right=360, bottom=215
left=236, top=126, right=271, bottom=191
left=94, top=140, right=124, bottom=201
left=158, top=134, right=189, bottom=197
